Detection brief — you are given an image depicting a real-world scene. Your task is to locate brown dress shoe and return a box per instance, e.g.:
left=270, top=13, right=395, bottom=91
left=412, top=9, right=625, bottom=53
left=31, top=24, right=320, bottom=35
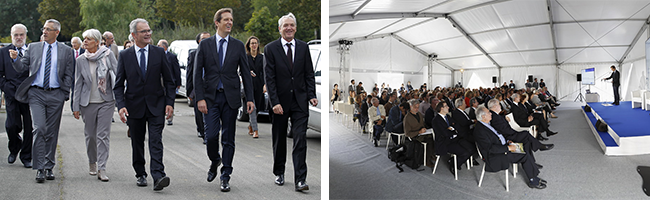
left=248, top=126, right=253, bottom=135
left=253, top=130, right=259, bottom=138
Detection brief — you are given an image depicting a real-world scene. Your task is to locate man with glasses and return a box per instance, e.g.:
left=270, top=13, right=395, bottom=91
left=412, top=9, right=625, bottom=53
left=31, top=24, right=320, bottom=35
left=1, top=24, right=33, bottom=169
left=114, top=18, right=175, bottom=191
left=9, top=19, right=75, bottom=183
left=103, top=31, right=119, bottom=60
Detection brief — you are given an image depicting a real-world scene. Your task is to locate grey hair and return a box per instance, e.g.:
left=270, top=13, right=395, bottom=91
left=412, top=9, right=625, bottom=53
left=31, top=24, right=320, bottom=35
left=408, top=99, right=420, bottom=107
left=71, top=37, right=82, bottom=44
left=45, top=19, right=61, bottom=31
left=278, top=12, right=297, bottom=28
left=371, top=97, right=379, bottom=104
left=487, top=99, right=500, bottom=110
left=10, top=24, right=28, bottom=34
left=454, top=98, right=464, bottom=108
left=511, top=93, right=519, bottom=100
left=129, top=18, right=149, bottom=33
left=82, top=29, right=102, bottom=47
left=128, top=34, right=134, bottom=42
left=158, top=39, right=169, bottom=48
left=102, top=31, right=113, bottom=38
left=469, top=97, right=477, bottom=106
left=475, top=105, right=488, bottom=121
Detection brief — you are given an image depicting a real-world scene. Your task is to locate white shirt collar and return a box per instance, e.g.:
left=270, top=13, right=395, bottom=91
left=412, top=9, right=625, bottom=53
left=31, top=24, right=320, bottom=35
left=216, top=34, right=229, bottom=43
left=134, top=44, right=149, bottom=53
left=281, top=38, right=295, bottom=47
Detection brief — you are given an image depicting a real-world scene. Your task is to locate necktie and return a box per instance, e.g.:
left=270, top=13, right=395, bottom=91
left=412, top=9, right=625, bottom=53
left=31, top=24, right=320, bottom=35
left=75, top=50, right=79, bottom=58
left=286, top=43, right=293, bottom=71
left=17, top=47, right=23, bottom=58
left=217, top=38, right=226, bottom=89
left=444, top=115, right=449, bottom=126
left=44, top=44, right=52, bottom=89
left=139, top=48, right=146, bottom=79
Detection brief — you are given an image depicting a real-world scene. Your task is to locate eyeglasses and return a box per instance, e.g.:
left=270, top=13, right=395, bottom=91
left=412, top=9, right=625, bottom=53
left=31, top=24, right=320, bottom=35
left=42, top=27, right=57, bottom=32
left=137, top=29, right=152, bottom=34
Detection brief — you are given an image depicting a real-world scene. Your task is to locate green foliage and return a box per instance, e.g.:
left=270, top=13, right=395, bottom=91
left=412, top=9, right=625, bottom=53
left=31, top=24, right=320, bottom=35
left=37, top=0, right=81, bottom=40
left=0, top=36, right=12, bottom=43
left=0, top=0, right=44, bottom=42
left=154, top=0, right=241, bottom=28
left=245, top=6, right=278, bottom=45
left=278, top=0, right=321, bottom=41
left=79, top=0, right=159, bottom=43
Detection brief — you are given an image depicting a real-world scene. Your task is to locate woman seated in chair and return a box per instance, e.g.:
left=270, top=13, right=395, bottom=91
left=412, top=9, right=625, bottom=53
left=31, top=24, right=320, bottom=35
left=431, top=102, right=473, bottom=174
left=403, top=99, right=435, bottom=167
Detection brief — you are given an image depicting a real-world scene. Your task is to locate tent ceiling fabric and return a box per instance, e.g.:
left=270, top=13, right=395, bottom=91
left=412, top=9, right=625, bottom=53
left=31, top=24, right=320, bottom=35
left=330, top=0, right=650, bottom=70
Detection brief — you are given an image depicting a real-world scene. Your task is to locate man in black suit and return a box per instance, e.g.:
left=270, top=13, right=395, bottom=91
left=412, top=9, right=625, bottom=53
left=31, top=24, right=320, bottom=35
left=186, top=32, right=210, bottom=142
left=431, top=102, right=472, bottom=174
left=157, top=39, right=181, bottom=125
left=467, top=97, right=478, bottom=120
left=194, top=8, right=254, bottom=192
left=473, top=105, right=546, bottom=189
left=603, top=65, right=621, bottom=105
left=114, top=18, right=175, bottom=191
left=0, top=24, right=32, bottom=168
left=508, top=94, right=557, bottom=137
left=265, top=12, right=317, bottom=192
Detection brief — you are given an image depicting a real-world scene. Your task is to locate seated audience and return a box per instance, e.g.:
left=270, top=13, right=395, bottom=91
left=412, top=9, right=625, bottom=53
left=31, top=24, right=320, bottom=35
left=432, top=102, right=473, bottom=174
left=368, top=97, right=386, bottom=147
left=403, top=99, right=436, bottom=167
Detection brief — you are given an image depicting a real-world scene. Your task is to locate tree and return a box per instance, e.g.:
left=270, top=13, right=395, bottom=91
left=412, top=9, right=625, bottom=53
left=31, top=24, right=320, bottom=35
left=37, top=0, right=82, bottom=40
left=278, top=0, right=321, bottom=41
left=245, top=6, right=278, bottom=45
left=154, top=0, right=240, bottom=27
left=79, top=0, right=158, bottom=43
left=0, top=0, right=44, bottom=42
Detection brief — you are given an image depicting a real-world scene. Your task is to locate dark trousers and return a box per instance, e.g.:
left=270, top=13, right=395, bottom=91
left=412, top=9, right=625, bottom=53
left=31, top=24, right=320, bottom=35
left=613, top=85, right=620, bottom=104
left=271, top=99, right=309, bottom=183
left=373, top=121, right=384, bottom=140
left=204, top=92, right=237, bottom=181
left=5, top=95, right=32, bottom=162
left=507, top=151, right=539, bottom=181
left=414, top=135, right=435, bottom=165
left=445, top=140, right=472, bottom=169
left=193, top=99, right=205, bottom=136
left=128, top=107, right=166, bottom=181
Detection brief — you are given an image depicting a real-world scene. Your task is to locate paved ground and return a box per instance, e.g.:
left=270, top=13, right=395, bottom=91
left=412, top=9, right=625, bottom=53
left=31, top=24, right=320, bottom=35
left=0, top=98, right=321, bottom=199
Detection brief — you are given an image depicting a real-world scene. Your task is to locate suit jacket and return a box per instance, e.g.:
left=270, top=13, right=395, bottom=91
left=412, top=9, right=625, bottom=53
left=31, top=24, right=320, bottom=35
left=368, top=105, right=386, bottom=123
left=424, top=107, right=435, bottom=129
left=432, top=113, right=456, bottom=155
left=248, top=53, right=265, bottom=110
left=194, top=35, right=253, bottom=109
left=12, top=41, right=74, bottom=103
left=73, top=50, right=118, bottom=112
left=451, top=108, right=473, bottom=138
left=606, top=70, right=620, bottom=86
left=109, top=44, right=119, bottom=60
left=0, top=44, right=30, bottom=99
left=385, top=105, right=403, bottom=133
left=510, top=103, right=531, bottom=127
left=467, top=107, right=477, bottom=120
left=489, top=110, right=519, bottom=137
left=186, top=49, right=197, bottom=99
left=403, top=112, right=426, bottom=138
left=114, top=44, right=175, bottom=118
left=264, top=38, right=315, bottom=113
left=165, top=51, right=181, bottom=87
left=474, top=121, right=511, bottom=172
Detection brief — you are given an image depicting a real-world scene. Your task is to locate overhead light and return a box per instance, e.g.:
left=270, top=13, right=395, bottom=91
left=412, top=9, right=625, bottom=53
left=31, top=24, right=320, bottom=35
left=460, top=69, right=465, bottom=72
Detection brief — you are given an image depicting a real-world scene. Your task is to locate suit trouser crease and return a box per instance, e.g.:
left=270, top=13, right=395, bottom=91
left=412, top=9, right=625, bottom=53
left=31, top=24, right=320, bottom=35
left=80, top=101, right=114, bottom=170
left=205, top=92, right=237, bottom=181
left=5, top=95, right=33, bottom=162
left=28, top=88, right=64, bottom=170
left=271, top=100, right=309, bottom=183
left=128, top=106, right=166, bottom=180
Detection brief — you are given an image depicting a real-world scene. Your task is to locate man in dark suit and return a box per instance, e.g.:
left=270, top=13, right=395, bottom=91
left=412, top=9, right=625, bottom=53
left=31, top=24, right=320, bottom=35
left=431, top=102, right=472, bottom=174
left=508, top=94, right=556, bottom=137
left=194, top=8, right=254, bottom=192
left=603, top=65, right=621, bottom=105
left=473, top=105, right=546, bottom=189
left=467, top=97, right=478, bottom=120
left=265, top=12, right=317, bottom=192
left=1, top=24, right=33, bottom=168
left=114, top=18, right=175, bottom=191
left=157, top=39, right=181, bottom=125
left=10, top=19, right=74, bottom=183
left=186, top=32, right=210, bottom=141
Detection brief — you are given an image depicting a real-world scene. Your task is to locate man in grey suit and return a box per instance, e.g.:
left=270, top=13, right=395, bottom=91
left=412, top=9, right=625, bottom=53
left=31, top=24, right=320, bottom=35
left=9, top=19, right=74, bottom=183
left=103, top=31, right=119, bottom=60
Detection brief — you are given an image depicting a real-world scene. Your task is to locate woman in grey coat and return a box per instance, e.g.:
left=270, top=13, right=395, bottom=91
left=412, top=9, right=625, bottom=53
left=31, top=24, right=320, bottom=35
left=72, top=29, right=117, bottom=182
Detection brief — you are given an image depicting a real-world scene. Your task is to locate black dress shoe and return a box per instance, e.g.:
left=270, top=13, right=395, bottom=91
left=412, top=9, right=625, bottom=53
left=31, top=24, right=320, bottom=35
left=23, top=161, right=32, bottom=168
left=137, top=176, right=148, bottom=186
left=535, top=163, right=544, bottom=169
left=539, top=144, right=554, bottom=151
left=197, top=132, right=204, bottom=138
left=295, top=181, right=309, bottom=191
left=167, top=120, right=173, bottom=125
left=539, top=178, right=547, bottom=184
left=207, top=160, right=221, bottom=182
left=537, top=135, right=548, bottom=141
left=220, top=180, right=230, bottom=192
left=8, top=154, right=17, bottom=164
left=45, top=169, right=55, bottom=180
left=153, top=176, right=170, bottom=191
left=275, top=174, right=285, bottom=185
left=36, top=170, right=45, bottom=183
left=547, top=131, right=558, bottom=137
left=528, top=181, right=547, bottom=189
left=373, top=139, right=378, bottom=147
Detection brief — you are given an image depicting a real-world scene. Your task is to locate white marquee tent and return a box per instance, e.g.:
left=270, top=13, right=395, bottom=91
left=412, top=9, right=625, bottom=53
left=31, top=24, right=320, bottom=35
left=329, top=0, right=650, bottom=102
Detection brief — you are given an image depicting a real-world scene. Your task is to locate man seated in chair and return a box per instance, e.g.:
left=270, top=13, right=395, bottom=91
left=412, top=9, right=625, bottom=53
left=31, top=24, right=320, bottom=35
left=451, top=98, right=480, bottom=166
left=510, top=93, right=558, bottom=138
left=368, top=97, right=386, bottom=147
left=403, top=99, right=435, bottom=167
left=487, top=99, right=554, bottom=163
left=474, top=105, right=547, bottom=189
left=386, top=102, right=408, bottom=145
left=432, top=102, right=473, bottom=174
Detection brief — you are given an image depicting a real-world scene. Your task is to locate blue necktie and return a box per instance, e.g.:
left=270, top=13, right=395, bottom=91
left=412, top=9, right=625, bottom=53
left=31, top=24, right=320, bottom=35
left=139, top=48, right=146, bottom=79
left=44, top=44, right=52, bottom=89
left=217, top=38, right=225, bottom=89
left=444, top=115, right=449, bottom=126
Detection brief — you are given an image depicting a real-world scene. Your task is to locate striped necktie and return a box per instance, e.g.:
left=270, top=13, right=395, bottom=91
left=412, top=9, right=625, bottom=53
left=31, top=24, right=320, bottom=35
left=43, top=44, right=52, bottom=89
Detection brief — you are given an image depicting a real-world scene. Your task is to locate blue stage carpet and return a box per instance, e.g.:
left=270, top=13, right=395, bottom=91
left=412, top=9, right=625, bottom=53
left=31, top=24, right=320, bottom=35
left=587, top=101, right=649, bottom=137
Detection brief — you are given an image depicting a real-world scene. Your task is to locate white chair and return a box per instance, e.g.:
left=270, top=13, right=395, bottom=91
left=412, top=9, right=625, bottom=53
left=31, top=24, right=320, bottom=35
left=386, top=132, right=405, bottom=151
left=476, top=144, right=516, bottom=192
left=505, top=113, right=537, bottom=138
left=430, top=130, right=472, bottom=180
left=631, top=90, right=645, bottom=109
left=644, top=91, right=650, bottom=110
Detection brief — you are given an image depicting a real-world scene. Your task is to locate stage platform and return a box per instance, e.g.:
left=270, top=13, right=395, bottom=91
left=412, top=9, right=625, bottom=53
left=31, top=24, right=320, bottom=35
left=582, top=101, right=650, bottom=156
